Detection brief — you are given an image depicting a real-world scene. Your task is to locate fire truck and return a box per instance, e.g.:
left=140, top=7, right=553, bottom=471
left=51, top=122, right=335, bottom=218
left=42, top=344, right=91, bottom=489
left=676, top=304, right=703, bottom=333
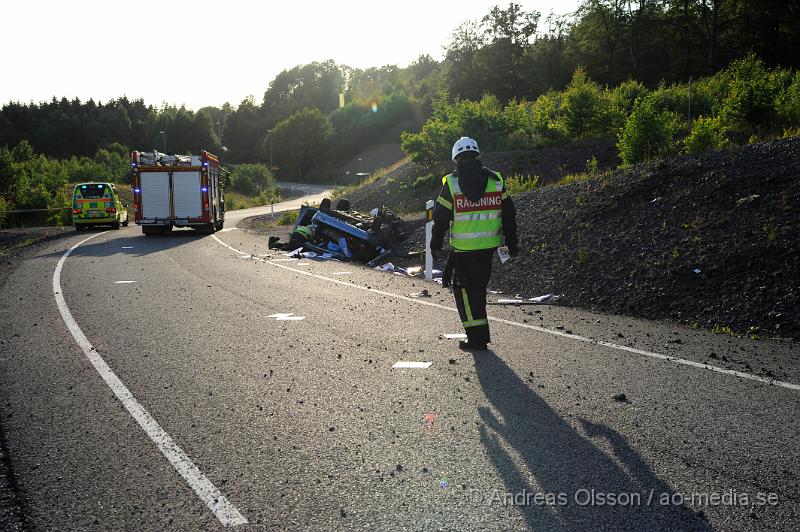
left=131, top=150, right=229, bottom=235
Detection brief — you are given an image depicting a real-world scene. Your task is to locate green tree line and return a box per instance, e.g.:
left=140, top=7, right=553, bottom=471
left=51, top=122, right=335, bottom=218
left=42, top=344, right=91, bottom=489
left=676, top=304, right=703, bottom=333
left=402, top=55, right=800, bottom=168
left=0, top=140, right=132, bottom=227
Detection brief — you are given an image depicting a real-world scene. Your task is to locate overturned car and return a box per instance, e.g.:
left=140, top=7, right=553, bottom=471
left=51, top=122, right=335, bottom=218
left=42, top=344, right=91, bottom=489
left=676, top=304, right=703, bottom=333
left=268, top=198, right=408, bottom=265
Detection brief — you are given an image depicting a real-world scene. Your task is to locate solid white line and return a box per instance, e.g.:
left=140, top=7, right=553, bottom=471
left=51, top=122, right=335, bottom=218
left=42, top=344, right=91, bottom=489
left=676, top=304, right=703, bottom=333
left=212, top=235, right=800, bottom=392
left=54, top=233, right=248, bottom=527
left=114, top=280, right=136, bottom=284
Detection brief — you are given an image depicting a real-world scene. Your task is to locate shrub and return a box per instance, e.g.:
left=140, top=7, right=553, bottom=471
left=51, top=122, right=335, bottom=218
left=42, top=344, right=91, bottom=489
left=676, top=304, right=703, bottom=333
left=608, top=80, right=649, bottom=131
left=505, top=174, right=540, bottom=196
left=684, top=116, right=729, bottom=154
left=257, top=187, right=280, bottom=205
left=555, top=172, right=592, bottom=186
left=586, top=156, right=599, bottom=175
left=230, top=163, right=274, bottom=196
left=529, top=93, right=564, bottom=138
left=776, top=70, right=800, bottom=125
left=412, top=173, right=437, bottom=189
left=401, top=92, right=536, bottom=166
left=277, top=210, right=299, bottom=226
left=617, top=95, right=682, bottom=165
left=559, top=68, right=607, bottom=137
left=719, top=54, right=783, bottom=128
left=0, top=196, right=7, bottom=228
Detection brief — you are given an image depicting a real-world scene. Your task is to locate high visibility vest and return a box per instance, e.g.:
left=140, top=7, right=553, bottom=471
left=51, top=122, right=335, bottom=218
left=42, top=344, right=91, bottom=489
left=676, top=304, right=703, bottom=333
left=440, top=172, right=504, bottom=251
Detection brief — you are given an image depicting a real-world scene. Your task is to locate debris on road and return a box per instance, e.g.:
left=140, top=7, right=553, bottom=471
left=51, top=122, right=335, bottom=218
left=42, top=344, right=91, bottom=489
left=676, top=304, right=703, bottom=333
left=489, top=294, right=559, bottom=305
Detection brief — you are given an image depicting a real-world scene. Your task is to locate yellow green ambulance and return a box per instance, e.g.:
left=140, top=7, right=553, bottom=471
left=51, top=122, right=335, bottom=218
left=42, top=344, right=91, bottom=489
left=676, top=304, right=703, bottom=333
left=72, top=182, right=129, bottom=230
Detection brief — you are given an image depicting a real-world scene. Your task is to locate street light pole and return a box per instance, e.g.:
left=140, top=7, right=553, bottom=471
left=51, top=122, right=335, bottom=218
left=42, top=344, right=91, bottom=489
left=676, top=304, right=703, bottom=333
left=266, top=129, right=273, bottom=177
left=159, top=130, right=166, bottom=153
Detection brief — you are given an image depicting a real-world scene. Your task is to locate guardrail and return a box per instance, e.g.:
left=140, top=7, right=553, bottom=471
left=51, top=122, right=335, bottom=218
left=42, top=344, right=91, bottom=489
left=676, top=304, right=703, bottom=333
left=0, top=207, right=72, bottom=230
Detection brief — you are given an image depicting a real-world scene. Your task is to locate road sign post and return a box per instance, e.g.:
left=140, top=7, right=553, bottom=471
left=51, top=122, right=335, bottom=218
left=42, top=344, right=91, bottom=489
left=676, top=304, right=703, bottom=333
left=425, top=200, right=434, bottom=281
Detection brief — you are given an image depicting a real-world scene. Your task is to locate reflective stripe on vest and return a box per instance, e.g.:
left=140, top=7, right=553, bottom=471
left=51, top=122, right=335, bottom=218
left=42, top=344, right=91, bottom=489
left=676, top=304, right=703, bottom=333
left=445, top=172, right=503, bottom=251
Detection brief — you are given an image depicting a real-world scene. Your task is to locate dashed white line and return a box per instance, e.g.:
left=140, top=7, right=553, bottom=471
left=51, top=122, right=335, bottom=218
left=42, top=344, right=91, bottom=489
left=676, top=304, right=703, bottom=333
left=212, top=234, right=800, bottom=392
left=114, top=280, right=136, bottom=284
left=393, top=361, right=432, bottom=369
left=54, top=232, right=247, bottom=527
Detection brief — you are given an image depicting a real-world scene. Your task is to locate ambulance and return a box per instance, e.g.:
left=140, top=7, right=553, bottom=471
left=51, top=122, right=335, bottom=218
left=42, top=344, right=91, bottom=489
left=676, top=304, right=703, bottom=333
left=72, top=182, right=129, bottom=230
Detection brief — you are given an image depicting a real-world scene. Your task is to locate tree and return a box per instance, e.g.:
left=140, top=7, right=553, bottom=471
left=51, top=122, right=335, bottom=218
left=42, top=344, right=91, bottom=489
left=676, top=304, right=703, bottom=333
left=0, top=145, right=15, bottom=196
left=270, top=108, right=334, bottom=180
left=480, top=2, right=540, bottom=102
left=230, top=163, right=274, bottom=196
left=223, top=96, right=263, bottom=163
left=262, top=60, right=343, bottom=127
left=444, top=20, right=487, bottom=101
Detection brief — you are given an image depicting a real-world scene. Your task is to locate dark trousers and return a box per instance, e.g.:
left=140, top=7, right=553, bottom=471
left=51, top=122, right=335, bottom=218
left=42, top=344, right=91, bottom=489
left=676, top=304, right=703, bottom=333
left=452, top=249, right=494, bottom=344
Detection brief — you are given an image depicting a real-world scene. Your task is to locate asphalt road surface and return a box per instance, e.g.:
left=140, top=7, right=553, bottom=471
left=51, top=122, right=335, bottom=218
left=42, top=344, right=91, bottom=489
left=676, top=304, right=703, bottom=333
left=1, top=195, right=798, bottom=531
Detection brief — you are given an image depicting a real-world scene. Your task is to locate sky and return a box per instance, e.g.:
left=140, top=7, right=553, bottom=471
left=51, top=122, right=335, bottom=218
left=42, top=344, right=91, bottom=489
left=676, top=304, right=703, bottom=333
left=2, top=0, right=582, bottom=111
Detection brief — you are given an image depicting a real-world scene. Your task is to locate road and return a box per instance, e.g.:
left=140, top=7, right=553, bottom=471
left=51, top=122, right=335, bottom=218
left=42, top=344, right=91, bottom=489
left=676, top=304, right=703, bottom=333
left=0, top=194, right=798, bottom=530
left=225, top=182, right=330, bottom=228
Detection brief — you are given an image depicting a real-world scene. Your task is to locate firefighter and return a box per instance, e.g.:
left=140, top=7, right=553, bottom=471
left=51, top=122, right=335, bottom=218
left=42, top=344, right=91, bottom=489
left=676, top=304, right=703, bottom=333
left=430, top=137, right=518, bottom=351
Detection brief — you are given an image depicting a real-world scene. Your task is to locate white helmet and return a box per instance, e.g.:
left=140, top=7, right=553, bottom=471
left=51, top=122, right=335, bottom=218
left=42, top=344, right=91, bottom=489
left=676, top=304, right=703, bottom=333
left=451, top=136, right=480, bottom=161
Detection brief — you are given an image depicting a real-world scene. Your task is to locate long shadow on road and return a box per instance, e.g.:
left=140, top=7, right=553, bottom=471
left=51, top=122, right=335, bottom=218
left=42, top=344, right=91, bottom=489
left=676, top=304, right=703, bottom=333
left=472, top=351, right=711, bottom=531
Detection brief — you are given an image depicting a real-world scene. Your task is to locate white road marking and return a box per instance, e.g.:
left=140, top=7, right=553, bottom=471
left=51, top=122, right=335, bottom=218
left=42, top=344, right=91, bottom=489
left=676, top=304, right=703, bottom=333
left=393, top=361, right=433, bottom=369
left=444, top=334, right=468, bottom=339
left=211, top=234, right=800, bottom=392
left=54, top=233, right=247, bottom=527
left=266, top=313, right=305, bottom=321
left=121, top=246, right=134, bottom=249
left=272, top=258, right=299, bottom=262
left=296, top=262, right=311, bottom=266
left=333, top=271, right=353, bottom=275
left=114, top=280, right=136, bottom=284
left=238, top=255, right=251, bottom=259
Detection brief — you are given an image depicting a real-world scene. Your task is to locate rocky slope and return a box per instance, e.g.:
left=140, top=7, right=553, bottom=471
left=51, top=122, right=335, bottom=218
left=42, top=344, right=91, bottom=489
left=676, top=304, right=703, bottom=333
left=494, top=138, right=799, bottom=340
left=340, top=137, right=798, bottom=340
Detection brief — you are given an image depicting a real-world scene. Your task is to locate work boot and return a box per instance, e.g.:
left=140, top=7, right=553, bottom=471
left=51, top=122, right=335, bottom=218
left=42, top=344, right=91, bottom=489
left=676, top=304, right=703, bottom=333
left=459, top=339, right=488, bottom=351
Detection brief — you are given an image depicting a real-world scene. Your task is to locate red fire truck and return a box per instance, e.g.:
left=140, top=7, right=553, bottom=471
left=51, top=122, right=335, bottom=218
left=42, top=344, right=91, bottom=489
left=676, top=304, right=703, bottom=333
left=131, top=150, right=229, bottom=235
